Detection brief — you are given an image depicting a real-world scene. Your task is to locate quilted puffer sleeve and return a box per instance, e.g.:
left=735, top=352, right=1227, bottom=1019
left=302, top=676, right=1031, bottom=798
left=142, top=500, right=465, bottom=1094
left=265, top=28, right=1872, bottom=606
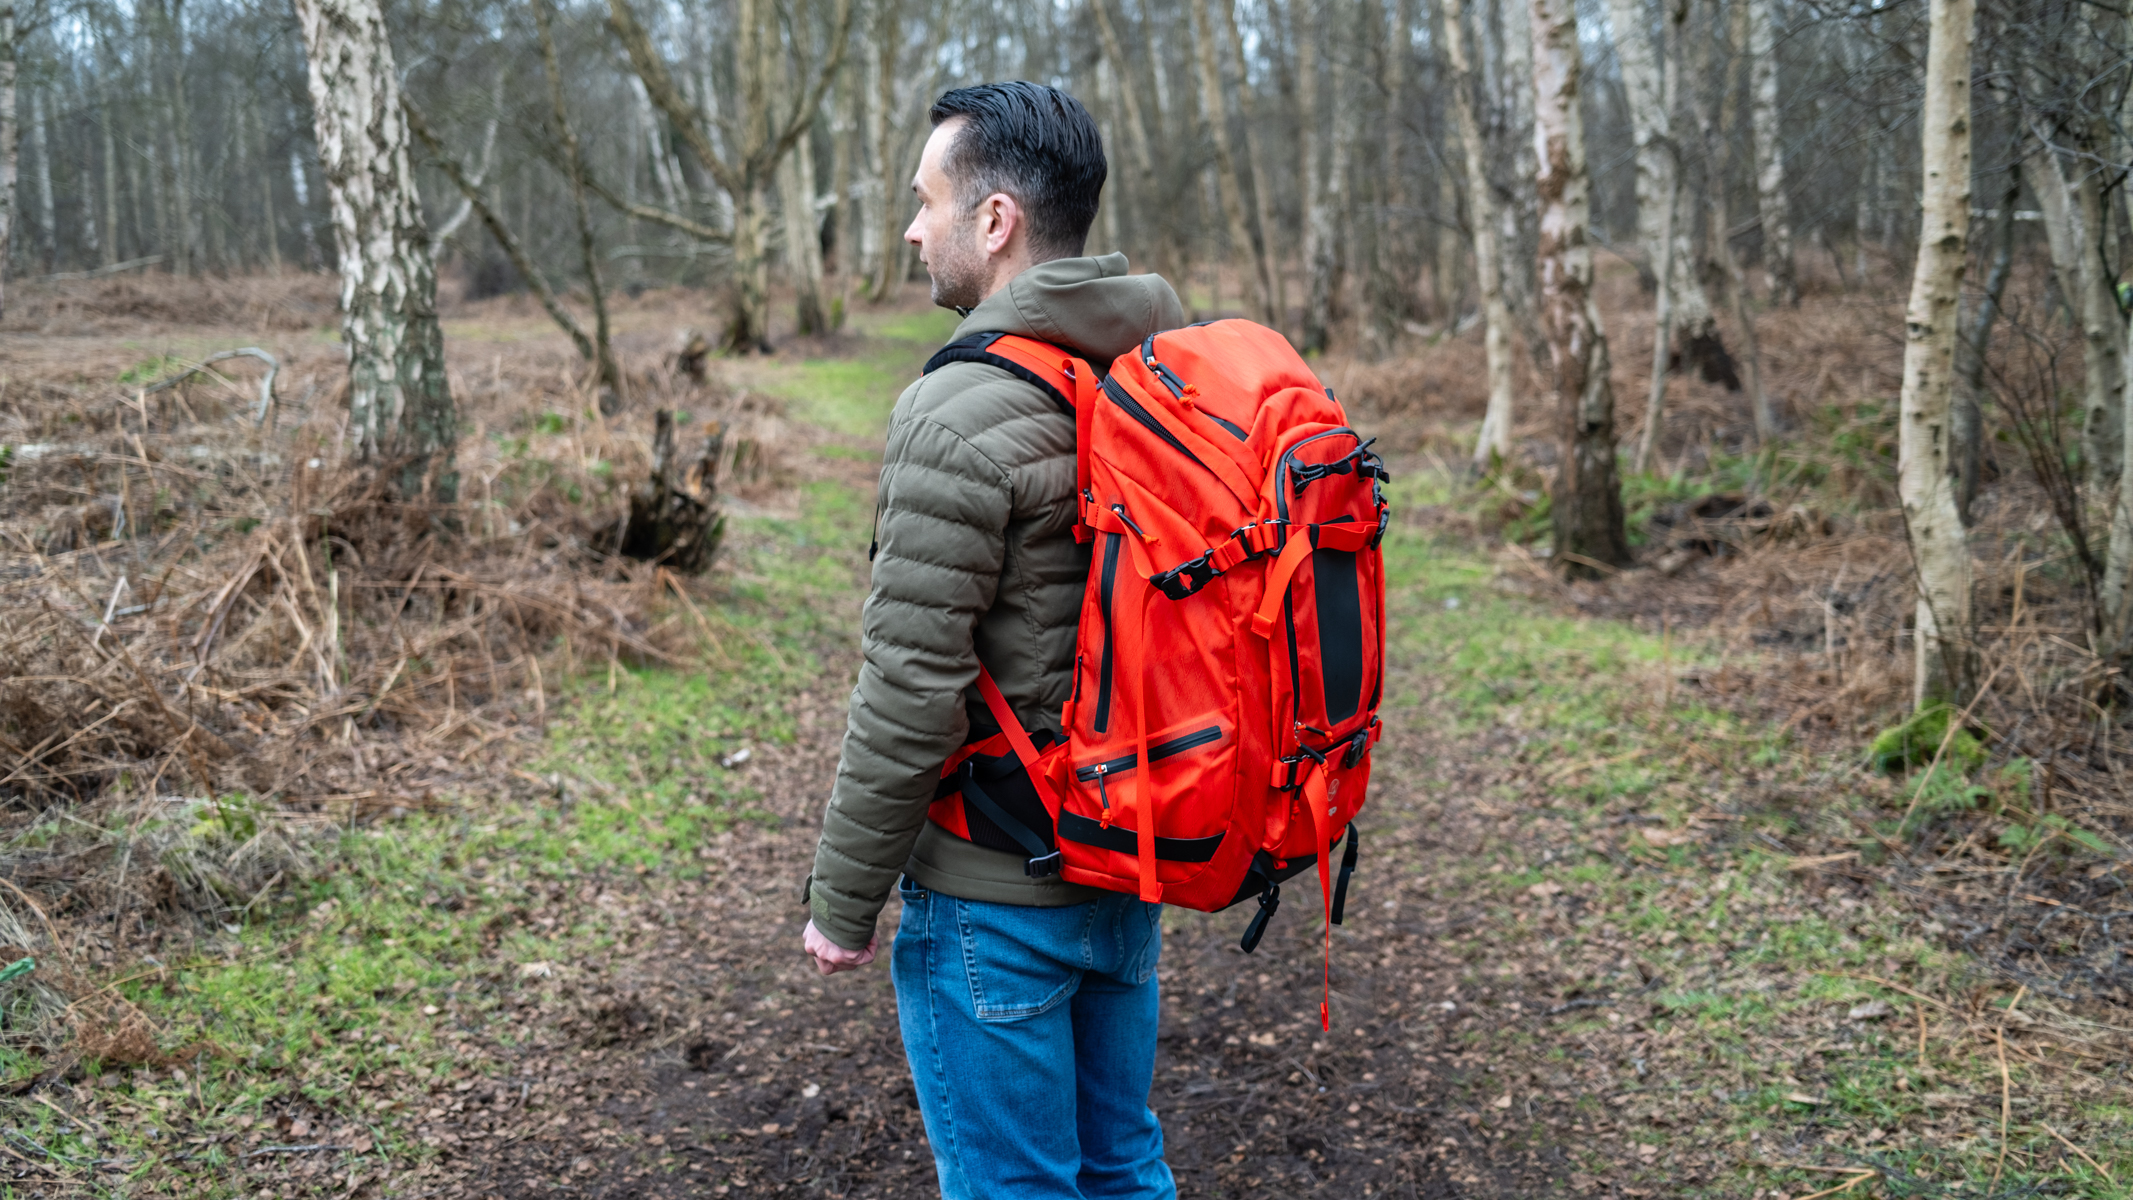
left=808, top=407, right=1012, bottom=951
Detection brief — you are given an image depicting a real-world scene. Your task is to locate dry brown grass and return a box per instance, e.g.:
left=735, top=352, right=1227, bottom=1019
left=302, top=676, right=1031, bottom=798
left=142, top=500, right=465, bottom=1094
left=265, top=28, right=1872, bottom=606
left=1350, top=256, right=2132, bottom=1003
left=0, top=274, right=804, bottom=994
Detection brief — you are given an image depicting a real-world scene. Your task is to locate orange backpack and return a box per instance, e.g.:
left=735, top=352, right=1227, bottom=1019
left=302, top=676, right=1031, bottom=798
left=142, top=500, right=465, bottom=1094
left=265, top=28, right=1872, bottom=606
left=924, top=320, right=1388, bottom=1027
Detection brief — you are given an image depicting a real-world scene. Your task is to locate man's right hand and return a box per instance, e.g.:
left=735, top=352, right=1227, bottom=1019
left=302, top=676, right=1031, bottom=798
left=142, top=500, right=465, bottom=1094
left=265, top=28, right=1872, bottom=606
left=803, top=919, right=878, bottom=976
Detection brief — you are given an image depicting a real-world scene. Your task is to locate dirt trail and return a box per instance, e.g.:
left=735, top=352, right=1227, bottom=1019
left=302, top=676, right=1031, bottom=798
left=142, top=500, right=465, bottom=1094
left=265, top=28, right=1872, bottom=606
left=401, top=597, right=1667, bottom=1200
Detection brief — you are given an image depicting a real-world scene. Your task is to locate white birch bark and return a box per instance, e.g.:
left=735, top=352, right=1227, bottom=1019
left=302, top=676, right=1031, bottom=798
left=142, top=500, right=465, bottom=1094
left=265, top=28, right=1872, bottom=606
left=1444, top=0, right=1516, bottom=469
left=30, top=89, right=52, bottom=269
left=779, top=129, right=827, bottom=336
left=293, top=0, right=456, bottom=500
left=1602, top=0, right=1719, bottom=359
left=2026, top=147, right=2124, bottom=485
left=1897, top=0, right=1976, bottom=705
left=1532, top=0, right=1628, bottom=572
left=1748, top=0, right=1795, bottom=305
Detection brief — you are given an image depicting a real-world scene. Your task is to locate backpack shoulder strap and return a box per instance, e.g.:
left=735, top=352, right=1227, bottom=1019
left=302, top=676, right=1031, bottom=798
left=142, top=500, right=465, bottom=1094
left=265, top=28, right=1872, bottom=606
left=924, top=332, right=1089, bottom=418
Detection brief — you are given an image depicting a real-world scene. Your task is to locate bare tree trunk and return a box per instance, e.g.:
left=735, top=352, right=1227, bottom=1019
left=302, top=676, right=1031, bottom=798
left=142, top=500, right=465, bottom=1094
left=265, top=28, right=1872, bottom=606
left=534, top=0, right=623, bottom=413
left=165, top=0, right=195, bottom=276
left=829, top=72, right=856, bottom=325
left=1954, top=169, right=2018, bottom=520
left=1297, top=0, right=1332, bottom=352
left=0, top=2, right=17, bottom=318
left=1634, top=172, right=1680, bottom=474
left=1531, top=0, right=1629, bottom=575
left=1444, top=0, right=1516, bottom=470
left=781, top=128, right=828, bottom=336
left=295, top=0, right=456, bottom=501
left=865, top=0, right=901, bottom=301
left=1604, top=0, right=1732, bottom=388
left=1747, top=0, right=1794, bottom=305
left=606, top=0, right=853, bottom=349
left=2027, top=146, right=2124, bottom=485
left=1702, top=0, right=1774, bottom=443
left=1189, top=0, right=1272, bottom=324
left=730, top=186, right=773, bottom=351
left=99, top=77, right=119, bottom=267
left=1897, top=0, right=1976, bottom=706
left=250, top=99, right=283, bottom=273
left=1094, top=0, right=1171, bottom=283
left=30, top=89, right=52, bottom=270
left=1221, top=0, right=1284, bottom=332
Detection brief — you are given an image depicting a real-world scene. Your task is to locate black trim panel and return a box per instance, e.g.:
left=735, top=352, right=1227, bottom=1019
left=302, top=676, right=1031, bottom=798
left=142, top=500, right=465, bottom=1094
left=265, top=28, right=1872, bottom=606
left=1057, top=812, right=1223, bottom=862
left=1094, top=532, right=1122, bottom=734
left=1314, top=549, right=1364, bottom=724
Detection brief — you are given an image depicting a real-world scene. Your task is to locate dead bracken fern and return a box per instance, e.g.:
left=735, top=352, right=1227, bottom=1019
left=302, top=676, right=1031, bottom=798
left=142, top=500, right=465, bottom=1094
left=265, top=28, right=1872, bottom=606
left=0, top=276, right=793, bottom=1005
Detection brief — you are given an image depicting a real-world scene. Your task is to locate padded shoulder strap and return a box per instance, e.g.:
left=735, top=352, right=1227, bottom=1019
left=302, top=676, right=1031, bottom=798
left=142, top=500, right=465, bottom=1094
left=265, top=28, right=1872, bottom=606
left=924, top=332, right=1086, bottom=418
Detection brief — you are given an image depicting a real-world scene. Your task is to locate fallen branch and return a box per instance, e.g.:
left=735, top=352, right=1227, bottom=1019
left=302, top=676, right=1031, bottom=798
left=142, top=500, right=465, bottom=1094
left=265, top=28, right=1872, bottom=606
left=142, top=349, right=280, bottom=426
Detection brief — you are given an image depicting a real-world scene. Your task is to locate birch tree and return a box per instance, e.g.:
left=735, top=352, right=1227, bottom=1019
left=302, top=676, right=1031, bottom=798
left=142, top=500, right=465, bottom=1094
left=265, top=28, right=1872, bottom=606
left=1532, top=0, right=1629, bottom=574
left=1444, top=0, right=1516, bottom=470
left=294, top=0, right=456, bottom=501
left=1747, top=0, right=1795, bottom=305
left=1603, top=0, right=1734, bottom=389
left=607, top=0, right=854, bottom=352
left=1897, top=0, right=1975, bottom=705
left=2025, top=145, right=2123, bottom=484
left=1188, top=0, right=1273, bottom=325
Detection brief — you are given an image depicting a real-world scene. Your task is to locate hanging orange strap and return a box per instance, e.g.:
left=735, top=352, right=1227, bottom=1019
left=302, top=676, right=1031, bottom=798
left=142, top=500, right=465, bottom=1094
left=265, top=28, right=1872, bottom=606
left=1301, top=759, right=1337, bottom=1030
left=1249, top=531, right=1316, bottom=639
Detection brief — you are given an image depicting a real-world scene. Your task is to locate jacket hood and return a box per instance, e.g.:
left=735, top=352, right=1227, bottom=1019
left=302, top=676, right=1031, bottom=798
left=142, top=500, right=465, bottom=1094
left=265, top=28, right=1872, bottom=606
left=954, top=253, right=1184, bottom=367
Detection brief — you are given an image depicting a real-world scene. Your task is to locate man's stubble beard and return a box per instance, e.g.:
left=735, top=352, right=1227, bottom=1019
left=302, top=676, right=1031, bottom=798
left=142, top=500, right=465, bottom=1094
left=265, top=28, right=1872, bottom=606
left=926, top=217, right=989, bottom=311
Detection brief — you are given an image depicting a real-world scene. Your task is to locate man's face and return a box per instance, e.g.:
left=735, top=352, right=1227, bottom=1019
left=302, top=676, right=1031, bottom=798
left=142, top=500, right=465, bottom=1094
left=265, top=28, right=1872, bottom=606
left=906, top=121, right=989, bottom=311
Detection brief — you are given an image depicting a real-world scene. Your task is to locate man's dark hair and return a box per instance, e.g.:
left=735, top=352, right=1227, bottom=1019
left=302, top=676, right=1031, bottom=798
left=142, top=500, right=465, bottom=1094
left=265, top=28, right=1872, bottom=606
left=929, top=82, right=1106, bottom=260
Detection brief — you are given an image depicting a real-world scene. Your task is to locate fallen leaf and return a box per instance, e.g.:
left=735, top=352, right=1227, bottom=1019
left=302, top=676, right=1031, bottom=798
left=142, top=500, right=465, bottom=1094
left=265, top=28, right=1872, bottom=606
left=518, top=961, right=553, bottom=979
left=1784, top=1092, right=1824, bottom=1106
left=1848, top=999, right=1893, bottom=1021
left=1492, top=1094, right=1513, bottom=1109
left=1642, top=828, right=1696, bottom=847
left=1526, top=881, right=1565, bottom=898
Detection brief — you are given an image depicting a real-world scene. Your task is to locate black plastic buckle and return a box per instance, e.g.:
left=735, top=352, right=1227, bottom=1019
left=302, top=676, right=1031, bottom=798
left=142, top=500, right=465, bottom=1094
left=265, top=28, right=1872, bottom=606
left=1341, top=726, right=1372, bottom=769
left=1153, top=551, right=1220, bottom=601
left=1025, top=850, right=1063, bottom=878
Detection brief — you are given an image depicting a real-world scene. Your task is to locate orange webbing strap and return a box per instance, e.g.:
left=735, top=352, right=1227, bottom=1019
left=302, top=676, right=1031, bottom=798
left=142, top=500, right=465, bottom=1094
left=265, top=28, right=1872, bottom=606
left=1248, top=522, right=1374, bottom=639
left=1119, top=534, right=1166, bottom=903
left=972, top=666, right=1061, bottom=820
left=1249, top=532, right=1315, bottom=639
left=1302, top=760, right=1336, bottom=1030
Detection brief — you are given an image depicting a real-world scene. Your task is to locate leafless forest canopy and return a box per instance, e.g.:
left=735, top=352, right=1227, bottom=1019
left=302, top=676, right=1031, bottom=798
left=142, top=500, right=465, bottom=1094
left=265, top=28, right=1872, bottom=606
left=0, top=0, right=2098, bottom=339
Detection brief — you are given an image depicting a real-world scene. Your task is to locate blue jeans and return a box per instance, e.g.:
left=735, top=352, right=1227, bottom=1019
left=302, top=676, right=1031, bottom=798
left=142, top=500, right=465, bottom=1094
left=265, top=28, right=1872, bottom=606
left=892, top=877, right=1176, bottom=1200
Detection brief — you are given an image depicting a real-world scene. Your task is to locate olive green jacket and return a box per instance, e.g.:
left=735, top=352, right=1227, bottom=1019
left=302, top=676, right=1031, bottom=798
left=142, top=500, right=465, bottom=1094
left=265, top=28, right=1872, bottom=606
left=805, top=255, right=1184, bottom=951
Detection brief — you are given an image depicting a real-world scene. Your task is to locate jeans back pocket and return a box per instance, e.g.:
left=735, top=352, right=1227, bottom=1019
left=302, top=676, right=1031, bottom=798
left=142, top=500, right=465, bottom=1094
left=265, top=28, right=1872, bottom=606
left=953, top=900, right=1082, bottom=1023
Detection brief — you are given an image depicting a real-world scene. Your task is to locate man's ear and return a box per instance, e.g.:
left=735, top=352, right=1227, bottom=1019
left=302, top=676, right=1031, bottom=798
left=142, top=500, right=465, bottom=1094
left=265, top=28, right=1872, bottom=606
left=980, top=192, right=1021, bottom=256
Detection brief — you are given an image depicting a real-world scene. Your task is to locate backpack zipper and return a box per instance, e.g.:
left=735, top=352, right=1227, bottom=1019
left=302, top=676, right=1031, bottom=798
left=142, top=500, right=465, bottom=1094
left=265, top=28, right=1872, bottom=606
left=1101, top=376, right=1206, bottom=470
left=1074, top=725, right=1224, bottom=781
left=1093, top=531, right=1122, bottom=734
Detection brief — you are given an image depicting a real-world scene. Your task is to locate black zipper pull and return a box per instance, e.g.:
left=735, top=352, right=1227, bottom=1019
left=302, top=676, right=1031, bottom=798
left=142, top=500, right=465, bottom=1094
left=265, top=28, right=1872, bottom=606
left=1110, top=504, right=1148, bottom=539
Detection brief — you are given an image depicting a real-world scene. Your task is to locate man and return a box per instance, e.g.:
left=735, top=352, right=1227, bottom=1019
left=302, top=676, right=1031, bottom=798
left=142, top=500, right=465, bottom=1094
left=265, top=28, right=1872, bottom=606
left=798, top=82, right=1184, bottom=1199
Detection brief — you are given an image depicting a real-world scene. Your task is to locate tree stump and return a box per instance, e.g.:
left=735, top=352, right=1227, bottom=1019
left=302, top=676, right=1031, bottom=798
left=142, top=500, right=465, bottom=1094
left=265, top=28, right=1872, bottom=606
left=620, top=410, right=726, bottom=573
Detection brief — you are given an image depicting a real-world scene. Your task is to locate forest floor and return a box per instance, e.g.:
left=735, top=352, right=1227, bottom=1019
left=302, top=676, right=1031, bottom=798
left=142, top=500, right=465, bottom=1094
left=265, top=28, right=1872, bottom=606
left=1, top=280, right=2129, bottom=1199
